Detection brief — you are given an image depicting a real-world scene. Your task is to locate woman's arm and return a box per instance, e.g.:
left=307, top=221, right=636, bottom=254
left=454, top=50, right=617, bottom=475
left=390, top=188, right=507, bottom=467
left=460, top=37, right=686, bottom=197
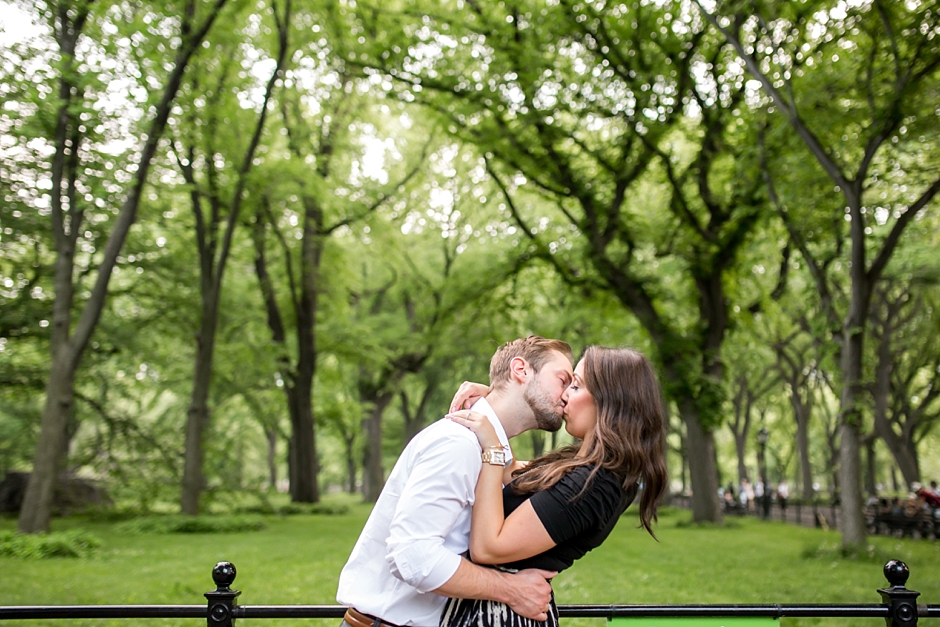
left=447, top=412, right=556, bottom=565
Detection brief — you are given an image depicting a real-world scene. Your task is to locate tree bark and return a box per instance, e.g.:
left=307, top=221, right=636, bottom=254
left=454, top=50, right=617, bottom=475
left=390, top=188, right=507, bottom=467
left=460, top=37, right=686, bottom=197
left=731, top=389, right=751, bottom=485
left=838, top=303, right=868, bottom=545
left=681, top=401, right=723, bottom=523
left=252, top=201, right=320, bottom=502
left=289, top=367, right=319, bottom=502
left=400, top=375, right=438, bottom=446
left=180, top=301, right=219, bottom=514
left=531, top=431, right=546, bottom=459
left=265, top=427, right=277, bottom=489
left=863, top=436, right=877, bottom=497
left=18, top=359, right=75, bottom=532
left=343, top=434, right=357, bottom=494
left=361, top=392, right=394, bottom=502
left=870, top=289, right=926, bottom=490
left=874, top=421, right=920, bottom=489
left=795, top=407, right=814, bottom=501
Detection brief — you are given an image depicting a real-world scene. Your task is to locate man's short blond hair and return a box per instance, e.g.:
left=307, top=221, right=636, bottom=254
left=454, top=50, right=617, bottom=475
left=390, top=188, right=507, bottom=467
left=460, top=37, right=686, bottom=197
left=488, top=336, right=573, bottom=390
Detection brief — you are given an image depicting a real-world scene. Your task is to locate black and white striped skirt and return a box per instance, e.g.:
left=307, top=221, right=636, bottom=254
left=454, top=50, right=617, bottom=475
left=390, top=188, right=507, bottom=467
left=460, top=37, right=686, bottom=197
left=439, top=592, right=559, bottom=627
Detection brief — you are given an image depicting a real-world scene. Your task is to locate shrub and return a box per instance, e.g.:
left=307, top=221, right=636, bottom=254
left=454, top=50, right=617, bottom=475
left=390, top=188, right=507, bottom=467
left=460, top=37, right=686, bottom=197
left=114, top=515, right=266, bottom=534
left=0, top=530, right=102, bottom=559
left=801, top=540, right=906, bottom=563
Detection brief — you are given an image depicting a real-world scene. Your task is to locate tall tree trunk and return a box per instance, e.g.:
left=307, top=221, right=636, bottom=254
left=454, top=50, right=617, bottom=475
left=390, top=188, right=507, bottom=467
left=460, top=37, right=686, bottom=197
left=400, top=374, right=438, bottom=445
left=18, top=359, right=75, bottom=532
left=285, top=201, right=324, bottom=503
left=344, top=434, right=357, bottom=494
left=838, top=307, right=867, bottom=545
left=265, top=427, right=277, bottom=489
left=178, top=6, right=289, bottom=513
left=18, top=0, right=230, bottom=534
left=362, top=392, right=394, bottom=502
left=181, top=301, right=219, bottom=514
left=531, top=431, right=546, bottom=459
left=734, top=431, right=748, bottom=485
left=289, top=359, right=319, bottom=502
left=863, top=436, right=877, bottom=497
left=871, top=306, right=921, bottom=489
left=681, top=401, right=723, bottom=523
left=729, top=381, right=751, bottom=485
left=875, top=425, right=921, bottom=490
left=794, top=404, right=814, bottom=501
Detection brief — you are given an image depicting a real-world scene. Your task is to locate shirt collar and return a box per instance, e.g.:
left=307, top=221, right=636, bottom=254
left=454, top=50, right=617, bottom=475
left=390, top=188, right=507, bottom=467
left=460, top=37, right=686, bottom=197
left=469, top=397, right=513, bottom=464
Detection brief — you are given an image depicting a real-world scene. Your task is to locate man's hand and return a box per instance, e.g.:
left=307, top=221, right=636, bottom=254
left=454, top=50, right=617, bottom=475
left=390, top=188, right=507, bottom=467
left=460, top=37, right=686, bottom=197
left=432, top=559, right=556, bottom=620
left=499, top=568, right=557, bottom=621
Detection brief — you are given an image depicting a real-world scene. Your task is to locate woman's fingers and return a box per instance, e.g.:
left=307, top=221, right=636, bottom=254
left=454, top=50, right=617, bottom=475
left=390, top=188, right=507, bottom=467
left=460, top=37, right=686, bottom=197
left=446, top=411, right=482, bottom=428
left=449, top=381, right=490, bottom=412
left=446, top=412, right=501, bottom=449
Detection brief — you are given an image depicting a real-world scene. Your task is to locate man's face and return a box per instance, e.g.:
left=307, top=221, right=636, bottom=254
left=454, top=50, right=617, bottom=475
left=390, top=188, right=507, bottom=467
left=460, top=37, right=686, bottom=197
left=523, top=351, right=574, bottom=431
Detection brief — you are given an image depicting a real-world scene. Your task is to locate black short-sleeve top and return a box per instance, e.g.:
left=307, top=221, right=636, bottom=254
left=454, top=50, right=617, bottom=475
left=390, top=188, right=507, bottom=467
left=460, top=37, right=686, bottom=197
left=500, top=465, right=637, bottom=572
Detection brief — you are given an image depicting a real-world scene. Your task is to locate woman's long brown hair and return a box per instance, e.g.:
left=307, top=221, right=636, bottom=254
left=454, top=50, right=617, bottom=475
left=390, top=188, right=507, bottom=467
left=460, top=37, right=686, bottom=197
left=510, top=346, right=668, bottom=537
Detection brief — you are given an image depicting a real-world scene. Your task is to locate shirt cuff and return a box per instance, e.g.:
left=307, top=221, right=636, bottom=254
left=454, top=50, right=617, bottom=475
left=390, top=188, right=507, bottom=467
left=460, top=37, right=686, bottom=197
left=415, top=548, right=462, bottom=593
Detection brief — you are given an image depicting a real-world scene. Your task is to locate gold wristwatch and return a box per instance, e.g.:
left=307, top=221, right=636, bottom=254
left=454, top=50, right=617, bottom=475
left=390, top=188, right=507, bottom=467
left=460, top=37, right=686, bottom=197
left=481, top=446, right=506, bottom=466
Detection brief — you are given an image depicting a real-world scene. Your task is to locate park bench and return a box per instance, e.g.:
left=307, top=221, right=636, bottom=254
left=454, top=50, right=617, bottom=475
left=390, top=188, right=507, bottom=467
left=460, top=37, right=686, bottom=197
left=866, top=502, right=938, bottom=540
left=1, top=559, right=937, bottom=627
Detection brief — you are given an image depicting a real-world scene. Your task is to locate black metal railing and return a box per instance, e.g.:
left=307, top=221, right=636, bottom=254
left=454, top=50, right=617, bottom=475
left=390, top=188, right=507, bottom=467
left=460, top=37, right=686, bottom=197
left=2, top=559, right=937, bottom=627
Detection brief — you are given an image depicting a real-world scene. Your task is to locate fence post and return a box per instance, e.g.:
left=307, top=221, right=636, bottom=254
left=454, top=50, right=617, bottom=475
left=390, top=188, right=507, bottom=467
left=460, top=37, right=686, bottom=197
left=206, top=562, right=241, bottom=627
left=879, top=559, right=919, bottom=627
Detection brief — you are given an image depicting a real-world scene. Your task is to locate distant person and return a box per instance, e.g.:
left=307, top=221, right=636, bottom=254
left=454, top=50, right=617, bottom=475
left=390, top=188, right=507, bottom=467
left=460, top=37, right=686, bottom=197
left=442, top=346, right=668, bottom=627
left=777, top=479, right=790, bottom=512
left=914, top=482, right=940, bottom=508
left=722, top=487, right=735, bottom=512
left=930, top=480, right=939, bottom=497
left=337, top=336, right=573, bottom=627
left=740, top=478, right=752, bottom=511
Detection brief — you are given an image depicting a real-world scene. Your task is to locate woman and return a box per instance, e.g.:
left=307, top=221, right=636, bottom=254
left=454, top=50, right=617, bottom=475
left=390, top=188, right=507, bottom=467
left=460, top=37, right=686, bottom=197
left=441, top=346, right=667, bottom=627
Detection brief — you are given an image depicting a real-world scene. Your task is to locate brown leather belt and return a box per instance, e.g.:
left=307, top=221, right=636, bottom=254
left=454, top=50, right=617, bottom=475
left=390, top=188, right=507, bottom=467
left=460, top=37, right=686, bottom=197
left=343, top=608, right=399, bottom=627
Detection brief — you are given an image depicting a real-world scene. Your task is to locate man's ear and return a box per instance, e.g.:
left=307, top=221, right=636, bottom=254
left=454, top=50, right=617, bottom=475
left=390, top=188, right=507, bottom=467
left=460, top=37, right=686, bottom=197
left=509, top=356, right=529, bottom=384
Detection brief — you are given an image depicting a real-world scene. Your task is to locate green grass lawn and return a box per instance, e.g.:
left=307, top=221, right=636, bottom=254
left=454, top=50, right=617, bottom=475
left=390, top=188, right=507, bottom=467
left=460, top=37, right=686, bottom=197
left=2, top=503, right=938, bottom=627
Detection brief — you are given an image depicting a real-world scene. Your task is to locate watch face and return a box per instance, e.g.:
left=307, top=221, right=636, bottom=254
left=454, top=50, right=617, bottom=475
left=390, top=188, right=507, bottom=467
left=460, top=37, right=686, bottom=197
left=484, top=449, right=506, bottom=465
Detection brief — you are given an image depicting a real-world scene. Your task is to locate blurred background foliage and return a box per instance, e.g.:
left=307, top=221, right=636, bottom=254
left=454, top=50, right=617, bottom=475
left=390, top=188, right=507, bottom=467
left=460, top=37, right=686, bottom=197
left=0, top=0, right=939, bottom=550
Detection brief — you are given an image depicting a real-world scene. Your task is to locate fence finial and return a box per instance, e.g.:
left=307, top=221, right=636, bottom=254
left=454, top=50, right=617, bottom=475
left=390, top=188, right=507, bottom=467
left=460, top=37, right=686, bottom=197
left=206, top=561, right=241, bottom=627
left=879, top=559, right=919, bottom=627
left=213, top=562, right=237, bottom=592
left=884, top=560, right=910, bottom=588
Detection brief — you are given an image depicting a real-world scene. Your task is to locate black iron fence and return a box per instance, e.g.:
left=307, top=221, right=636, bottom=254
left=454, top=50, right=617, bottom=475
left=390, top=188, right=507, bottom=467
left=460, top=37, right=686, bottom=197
left=1, top=559, right=937, bottom=627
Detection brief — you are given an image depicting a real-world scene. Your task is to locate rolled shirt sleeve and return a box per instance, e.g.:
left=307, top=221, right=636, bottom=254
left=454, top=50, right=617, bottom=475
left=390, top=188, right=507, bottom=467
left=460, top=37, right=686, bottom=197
left=385, top=429, right=481, bottom=592
left=337, top=400, right=510, bottom=627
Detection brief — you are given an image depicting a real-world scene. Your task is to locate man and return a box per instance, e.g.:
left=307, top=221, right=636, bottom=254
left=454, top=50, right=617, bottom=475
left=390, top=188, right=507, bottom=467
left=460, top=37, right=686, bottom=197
left=337, top=336, right=574, bottom=627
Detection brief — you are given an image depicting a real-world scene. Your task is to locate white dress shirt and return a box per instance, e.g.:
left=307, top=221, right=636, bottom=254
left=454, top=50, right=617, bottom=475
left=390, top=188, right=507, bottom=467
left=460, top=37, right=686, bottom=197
left=337, top=398, right=512, bottom=627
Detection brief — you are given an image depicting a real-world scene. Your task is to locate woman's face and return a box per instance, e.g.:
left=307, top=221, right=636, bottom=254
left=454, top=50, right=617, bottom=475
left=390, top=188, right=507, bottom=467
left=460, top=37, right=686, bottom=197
left=562, top=359, right=597, bottom=440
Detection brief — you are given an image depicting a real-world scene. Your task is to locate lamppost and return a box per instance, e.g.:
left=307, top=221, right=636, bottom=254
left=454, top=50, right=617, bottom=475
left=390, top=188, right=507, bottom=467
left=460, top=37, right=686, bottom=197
left=757, top=427, right=770, bottom=519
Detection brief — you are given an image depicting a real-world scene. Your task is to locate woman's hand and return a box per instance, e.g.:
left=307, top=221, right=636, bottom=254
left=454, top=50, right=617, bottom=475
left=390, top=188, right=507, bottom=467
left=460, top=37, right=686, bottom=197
left=446, top=410, right=501, bottom=450
left=449, top=381, right=490, bottom=412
